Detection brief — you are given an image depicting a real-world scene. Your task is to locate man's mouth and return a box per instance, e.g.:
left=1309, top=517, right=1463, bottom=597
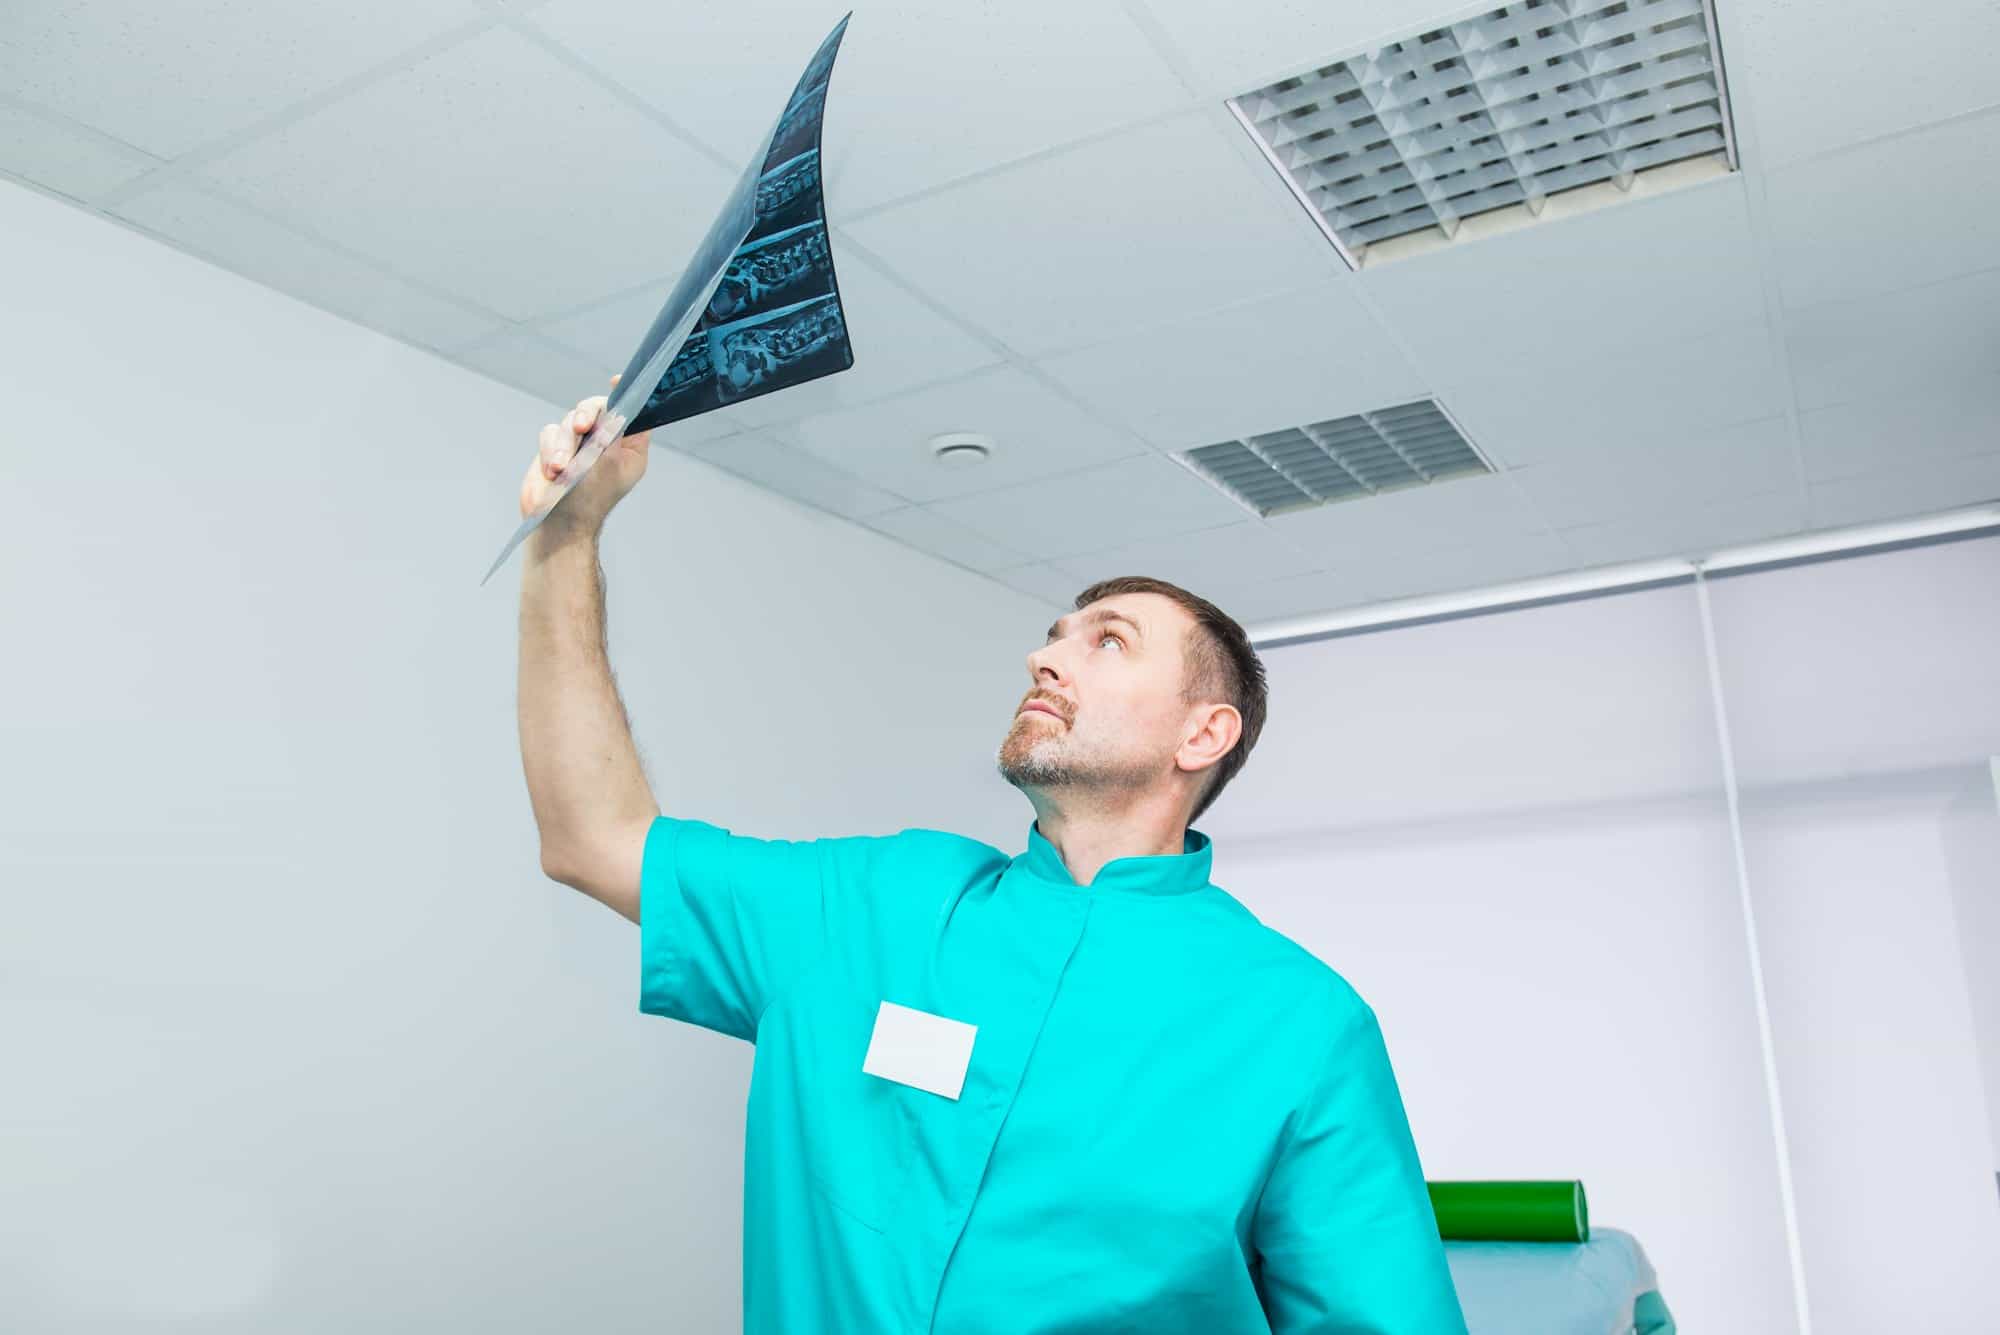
left=1019, top=701, right=1063, bottom=720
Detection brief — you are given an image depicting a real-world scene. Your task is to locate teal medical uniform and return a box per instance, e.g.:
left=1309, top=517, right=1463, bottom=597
left=639, top=814, right=1467, bottom=1334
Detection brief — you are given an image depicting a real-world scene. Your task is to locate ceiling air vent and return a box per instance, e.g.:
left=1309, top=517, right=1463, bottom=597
left=1228, top=0, right=1737, bottom=268
left=1180, top=400, right=1492, bottom=517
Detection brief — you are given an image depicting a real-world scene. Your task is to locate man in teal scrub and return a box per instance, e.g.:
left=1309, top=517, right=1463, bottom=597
left=518, top=386, right=1467, bottom=1334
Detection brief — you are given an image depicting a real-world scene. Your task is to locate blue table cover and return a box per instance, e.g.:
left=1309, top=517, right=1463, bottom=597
left=1444, top=1227, right=1675, bottom=1334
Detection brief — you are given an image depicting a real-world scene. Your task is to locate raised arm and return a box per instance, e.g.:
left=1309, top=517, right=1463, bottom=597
left=517, top=379, right=659, bottom=922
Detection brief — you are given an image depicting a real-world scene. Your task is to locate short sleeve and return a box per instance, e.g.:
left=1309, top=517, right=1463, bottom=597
left=1252, top=1002, right=1469, bottom=1334
left=638, top=815, right=861, bottom=1042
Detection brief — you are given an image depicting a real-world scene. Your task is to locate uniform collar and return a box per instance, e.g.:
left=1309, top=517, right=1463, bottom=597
left=1016, top=818, right=1213, bottom=896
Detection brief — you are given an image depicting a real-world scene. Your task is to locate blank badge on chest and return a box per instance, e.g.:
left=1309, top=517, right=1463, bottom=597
left=862, top=1001, right=978, bottom=1100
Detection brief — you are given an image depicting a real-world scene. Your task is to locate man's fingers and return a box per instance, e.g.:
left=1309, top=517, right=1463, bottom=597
left=576, top=397, right=603, bottom=431
left=539, top=421, right=569, bottom=478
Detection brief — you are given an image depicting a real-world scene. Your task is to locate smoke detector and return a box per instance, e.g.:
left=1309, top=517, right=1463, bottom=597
left=928, top=431, right=994, bottom=469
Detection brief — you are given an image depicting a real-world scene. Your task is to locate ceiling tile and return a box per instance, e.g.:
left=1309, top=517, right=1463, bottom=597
left=533, top=278, right=676, bottom=374
left=650, top=409, right=747, bottom=449
left=532, top=0, right=1191, bottom=215
left=112, top=183, right=503, bottom=351
left=1201, top=567, right=1386, bottom=627
left=929, top=453, right=1248, bottom=560
left=1799, top=374, right=2000, bottom=483
left=1664, top=486, right=1811, bottom=549
left=985, top=562, right=1087, bottom=609
left=447, top=328, right=606, bottom=407
left=1050, top=519, right=1323, bottom=593
left=682, top=430, right=908, bottom=520
left=1035, top=279, right=1426, bottom=451
left=1507, top=417, right=1799, bottom=530
left=1765, top=107, right=2000, bottom=309
left=0, top=0, right=484, bottom=159
left=0, top=103, right=161, bottom=202
left=858, top=506, right=1031, bottom=573
left=784, top=365, right=1141, bottom=504
left=196, top=25, right=735, bottom=323
left=1807, top=452, right=2000, bottom=530
left=1360, top=531, right=1578, bottom=602
left=1557, top=488, right=1809, bottom=567
left=1136, top=0, right=1444, bottom=96
left=1265, top=472, right=1555, bottom=564
left=1783, top=266, right=2000, bottom=412
left=1546, top=522, right=1682, bottom=570
left=1357, top=175, right=1764, bottom=368
left=1724, top=0, right=2000, bottom=168
left=843, top=110, right=1344, bottom=357
left=1436, top=318, right=1785, bottom=468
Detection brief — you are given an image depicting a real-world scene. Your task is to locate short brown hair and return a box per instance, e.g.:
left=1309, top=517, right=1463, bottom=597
left=1070, top=575, right=1268, bottom=826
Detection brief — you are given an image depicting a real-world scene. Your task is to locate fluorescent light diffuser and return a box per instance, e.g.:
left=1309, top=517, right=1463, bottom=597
left=1229, top=0, right=1738, bottom=267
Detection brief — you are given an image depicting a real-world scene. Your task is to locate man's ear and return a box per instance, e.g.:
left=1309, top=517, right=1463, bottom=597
left=1178, top=703, right=1242, bottom=777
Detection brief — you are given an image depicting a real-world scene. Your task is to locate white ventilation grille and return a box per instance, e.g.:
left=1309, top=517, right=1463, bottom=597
left=1228, top=0, right=1736, bottom=267
left=1182, top=401, right=1492, bottom=517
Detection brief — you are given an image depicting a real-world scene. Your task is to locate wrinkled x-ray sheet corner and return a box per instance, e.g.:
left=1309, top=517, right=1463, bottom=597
left=481, top=13, right=854, bottom=587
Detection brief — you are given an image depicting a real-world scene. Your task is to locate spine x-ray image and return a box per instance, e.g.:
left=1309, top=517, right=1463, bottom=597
left=626, top=23, right=854, bottom=433
left=483, top=13, right=853, bottom=585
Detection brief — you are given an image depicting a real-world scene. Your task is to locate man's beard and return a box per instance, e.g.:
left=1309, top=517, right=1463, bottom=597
left=996, top=716, right=1152, bottom=791
left=996, top=714, right=1069, bottom=786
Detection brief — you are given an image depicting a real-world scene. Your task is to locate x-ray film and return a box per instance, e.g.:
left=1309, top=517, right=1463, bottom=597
left=482, top=13, right=853, bottom=585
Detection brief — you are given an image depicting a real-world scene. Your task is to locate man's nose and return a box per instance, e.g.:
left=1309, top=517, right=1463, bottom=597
left=1026, top=643, right=1067, bottom=683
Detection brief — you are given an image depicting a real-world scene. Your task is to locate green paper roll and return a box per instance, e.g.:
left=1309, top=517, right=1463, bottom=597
left=1427, top=1180, right=1589, bottom=1242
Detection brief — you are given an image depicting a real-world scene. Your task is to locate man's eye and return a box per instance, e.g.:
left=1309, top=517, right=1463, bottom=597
left=1099, top=632, right=1124, bottom=649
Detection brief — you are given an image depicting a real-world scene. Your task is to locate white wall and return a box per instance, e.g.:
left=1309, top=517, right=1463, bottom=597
left=1710, top=538, right=2000, bottom=1335
left=1971, top=758, right=2000, bottom=1155
left=1735, top=782, right=1999, bottom=1335
left=1205, top=585, right=1802, bottom=1335
left=0, top=179, right=1057, bottom=1330
left=1205, top=539, right=2000, bottom=1335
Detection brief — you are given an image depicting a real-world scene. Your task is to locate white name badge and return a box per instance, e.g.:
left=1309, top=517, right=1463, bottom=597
left=861, top=1000, right=978, bottom=1101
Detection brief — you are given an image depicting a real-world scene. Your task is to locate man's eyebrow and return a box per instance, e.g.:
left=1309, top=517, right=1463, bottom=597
left=1045, top=608, right=1145, bottom=643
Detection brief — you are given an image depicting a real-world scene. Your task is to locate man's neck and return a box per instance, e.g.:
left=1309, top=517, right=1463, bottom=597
left=1032, top=801, right=1189, bottom=888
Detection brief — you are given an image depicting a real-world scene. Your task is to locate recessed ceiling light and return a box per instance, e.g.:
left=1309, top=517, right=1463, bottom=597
left=1228, top=0, right=1739, bottom=268
left=928, top=431, right=994, bottom=469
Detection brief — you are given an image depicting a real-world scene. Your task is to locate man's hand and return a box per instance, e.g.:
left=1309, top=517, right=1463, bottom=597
left=520, top=373, right=654, bottom=534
